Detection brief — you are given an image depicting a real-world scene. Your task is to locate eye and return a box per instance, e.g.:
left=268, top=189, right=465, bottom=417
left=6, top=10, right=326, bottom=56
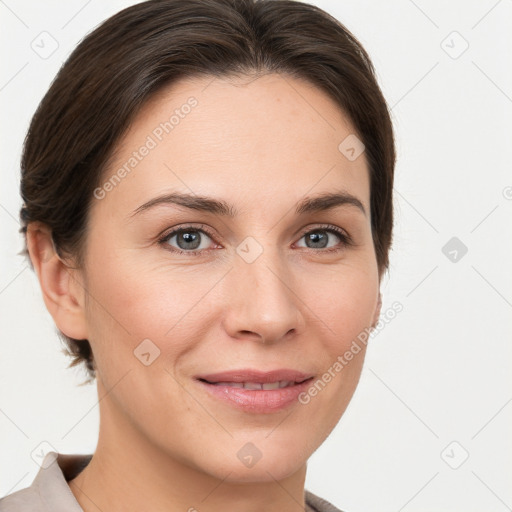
left=158, top=224, right=217, bottom=256
left=157, top=223, right=353, bottom=256
left=295, top=224, right=353, bottom=253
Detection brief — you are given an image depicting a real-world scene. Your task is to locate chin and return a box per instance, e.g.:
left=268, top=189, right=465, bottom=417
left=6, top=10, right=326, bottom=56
left=197, top=438, right=310, bottom=483
left=218, top=459, right=305, bottom=484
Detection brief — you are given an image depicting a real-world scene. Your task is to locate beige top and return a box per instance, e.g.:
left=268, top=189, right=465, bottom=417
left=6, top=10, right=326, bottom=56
left=0, top=451, right=343, bottom=512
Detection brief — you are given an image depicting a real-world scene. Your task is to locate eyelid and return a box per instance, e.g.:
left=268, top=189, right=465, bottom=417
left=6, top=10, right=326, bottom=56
left=295, top=223, right=355, bottom=252
left=157, top=223, right=217, bottom=253
left=157, top=222, right=354, bottom=255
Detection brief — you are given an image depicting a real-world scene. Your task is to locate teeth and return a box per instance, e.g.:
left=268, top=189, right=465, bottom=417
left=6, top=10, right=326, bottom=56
left=262, top=381, right=292, bottom=390
left=262, top=382, right=281, bottom=390
left=244, top=382, right=263, bottom=390
left=214, top=381, right=244, bottom=388
left=211, top=380, right=293, bottom=389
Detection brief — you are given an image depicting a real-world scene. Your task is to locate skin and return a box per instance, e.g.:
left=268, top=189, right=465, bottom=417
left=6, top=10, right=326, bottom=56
left=27, top=72, right=382, bottom=512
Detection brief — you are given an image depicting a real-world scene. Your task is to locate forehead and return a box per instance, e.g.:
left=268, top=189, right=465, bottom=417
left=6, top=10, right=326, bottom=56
left=92, top=73, right=370, bottom=221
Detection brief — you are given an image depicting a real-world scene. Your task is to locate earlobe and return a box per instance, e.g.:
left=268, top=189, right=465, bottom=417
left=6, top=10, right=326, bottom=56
left=26, top=222, right=88, bottom=340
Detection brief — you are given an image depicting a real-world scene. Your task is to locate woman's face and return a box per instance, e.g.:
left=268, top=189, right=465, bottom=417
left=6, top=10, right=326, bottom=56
left=72, top=73, right=381, bottom=482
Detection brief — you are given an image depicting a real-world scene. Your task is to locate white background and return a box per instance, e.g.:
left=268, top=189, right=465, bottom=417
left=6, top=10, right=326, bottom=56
left=1, top=1, right=511, bottom=511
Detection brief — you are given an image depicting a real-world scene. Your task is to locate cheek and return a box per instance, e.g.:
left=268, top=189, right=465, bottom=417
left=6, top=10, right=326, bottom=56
left=82, top=256, right=199, bottom=429
left=295, top=264, right=377, bottom=416
left=84, top=243, right=180, bottom=332
left=301, top=263, right=379, bottom=344
left=80, top=237, right=378, bottom=477
left=85, top=241, right=379, bottom=364
left=83, top=250, right=214, bottom=383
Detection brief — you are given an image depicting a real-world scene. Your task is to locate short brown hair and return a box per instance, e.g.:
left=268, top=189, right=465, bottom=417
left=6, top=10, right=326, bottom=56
left=19, top=0, right=396, bottom=383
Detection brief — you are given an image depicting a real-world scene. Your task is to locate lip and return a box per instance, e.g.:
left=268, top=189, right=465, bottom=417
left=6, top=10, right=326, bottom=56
left=195, top=368, right=314, bottom=384
left=194, top=368, right=315, bottom=414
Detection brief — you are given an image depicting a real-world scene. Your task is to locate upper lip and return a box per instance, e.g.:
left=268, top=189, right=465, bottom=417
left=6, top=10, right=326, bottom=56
left=196, top=368, right=314, bottom=384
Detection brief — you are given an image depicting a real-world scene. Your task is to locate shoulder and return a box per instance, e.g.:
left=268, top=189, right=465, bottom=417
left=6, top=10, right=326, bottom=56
left=305, top=489, right=346, bottom=512
left=0, top=451, right=91, bottom=512
left=0, top=486, right=41, bottom=512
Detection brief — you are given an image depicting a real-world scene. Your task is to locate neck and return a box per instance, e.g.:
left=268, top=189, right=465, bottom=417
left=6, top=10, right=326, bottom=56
left=68, top=378, right=309, bottom=512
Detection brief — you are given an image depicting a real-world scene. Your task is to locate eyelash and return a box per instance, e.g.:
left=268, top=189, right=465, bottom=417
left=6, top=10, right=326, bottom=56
left=157, top=223, right=354, bottom=257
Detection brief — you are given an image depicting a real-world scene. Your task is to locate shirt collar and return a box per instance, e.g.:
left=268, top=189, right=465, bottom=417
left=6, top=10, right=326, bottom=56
left=32, top=451, right=321, bottom=512
left=33, top=451, right=92, bottom=512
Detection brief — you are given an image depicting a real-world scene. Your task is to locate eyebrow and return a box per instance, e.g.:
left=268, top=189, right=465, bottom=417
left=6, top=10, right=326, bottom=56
left=129, top=190, right=367, bottom=219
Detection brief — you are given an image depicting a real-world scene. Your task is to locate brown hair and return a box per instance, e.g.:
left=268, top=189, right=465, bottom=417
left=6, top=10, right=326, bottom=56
left=19, top=0, right=396, bottom=383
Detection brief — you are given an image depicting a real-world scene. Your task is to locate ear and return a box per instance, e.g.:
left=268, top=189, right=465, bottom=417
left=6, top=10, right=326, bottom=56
left=26, top=222, right=88, bottom=340
left=371, top=290, right=382, bottom=329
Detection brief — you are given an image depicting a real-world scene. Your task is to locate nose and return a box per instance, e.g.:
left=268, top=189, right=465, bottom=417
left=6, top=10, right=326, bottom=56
left=221, top=247, right=306, bottom=344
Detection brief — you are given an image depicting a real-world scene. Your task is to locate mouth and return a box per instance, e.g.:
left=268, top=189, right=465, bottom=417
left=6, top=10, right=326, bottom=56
left=197, top=378, right=311, bottom=390
left=195, top=368, right=314, bottom=384
left=194, top=368, right=315, bottom=413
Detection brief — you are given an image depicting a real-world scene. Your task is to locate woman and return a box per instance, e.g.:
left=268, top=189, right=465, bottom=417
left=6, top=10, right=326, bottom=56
left=0, top=0, right=395, bottom=511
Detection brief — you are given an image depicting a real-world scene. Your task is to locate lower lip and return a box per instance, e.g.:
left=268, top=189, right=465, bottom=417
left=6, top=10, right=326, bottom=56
left=196, top=378, right=314, bottom=413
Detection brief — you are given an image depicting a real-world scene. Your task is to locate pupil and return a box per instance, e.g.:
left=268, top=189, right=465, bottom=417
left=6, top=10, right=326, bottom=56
left=307, top=232, right=327, bottom=248
left=178, top=231, right=201, bottom=250
left=175, top=230, right=329, bottom=251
